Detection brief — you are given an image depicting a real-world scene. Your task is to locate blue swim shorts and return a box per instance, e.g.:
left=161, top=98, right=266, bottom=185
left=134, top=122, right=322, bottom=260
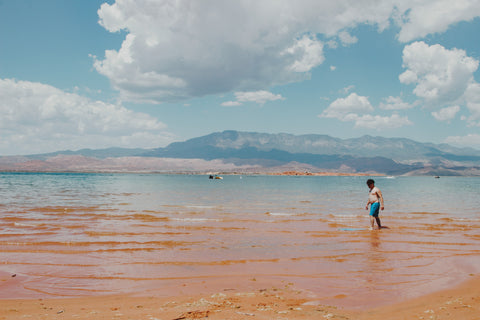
left=369, top=202, right=380, bottom=217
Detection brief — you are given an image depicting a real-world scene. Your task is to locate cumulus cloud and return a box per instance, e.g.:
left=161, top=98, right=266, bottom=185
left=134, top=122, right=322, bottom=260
left=221, top=90, right=284, bottom=106
left=379, top=96, right=414, bottom=110
left=320, top=93, right=412, bottom=130
left=95, top=1, right=331, bottom=103
left=395, top=0, right=480, bottom=42
left=94, top=0, right=480, bottom=103
left=338, top=31, right=358, bottom=46
left=352, top=114, right=412, bottom=129
left=399, top=41, right=480, bottom=126
left=283, top=34, right=325, bottom=72
left=400, top=41, right=479, bottom=106
left=221, top=101, right=243, bottom=107
left=445, top=134, right=480, bottom=149
left=431, top=106, right=460, bottom=121
left=464, top=82, right=480, bottom=125
left=321, top=93, right=373, bottom=118
left=0, top=78, right=174, bottom=155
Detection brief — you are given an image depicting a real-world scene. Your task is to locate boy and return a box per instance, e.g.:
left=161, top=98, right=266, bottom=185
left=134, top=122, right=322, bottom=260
left=365, top=179, right=384, bottom=230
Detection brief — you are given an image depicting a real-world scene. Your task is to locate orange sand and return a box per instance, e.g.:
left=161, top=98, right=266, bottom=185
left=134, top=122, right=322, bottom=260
left=1, top=274, right=479, bottom=319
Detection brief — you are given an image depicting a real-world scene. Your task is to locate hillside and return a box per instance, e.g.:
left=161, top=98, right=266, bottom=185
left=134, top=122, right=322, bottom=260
left=1, top=131, right=480, bottom=175
left=146, top=131, right=480, bottom=161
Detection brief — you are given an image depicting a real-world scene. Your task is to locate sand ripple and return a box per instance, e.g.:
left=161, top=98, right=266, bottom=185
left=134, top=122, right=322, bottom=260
left=1, top=201, right=480, bottom=309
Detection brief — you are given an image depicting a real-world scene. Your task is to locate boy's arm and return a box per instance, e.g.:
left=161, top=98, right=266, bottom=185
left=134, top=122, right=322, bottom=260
left=377, top=189, right=384, bottom=210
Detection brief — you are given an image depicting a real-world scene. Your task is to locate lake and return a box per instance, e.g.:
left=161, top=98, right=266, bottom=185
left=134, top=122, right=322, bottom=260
left=1, top=173, right=479, bottom=308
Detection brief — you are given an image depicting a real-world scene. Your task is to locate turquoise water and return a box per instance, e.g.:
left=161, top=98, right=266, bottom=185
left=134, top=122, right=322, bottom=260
left=1, top=173, right=480, bottom=307
left=1, top=173, right=479, bottom=217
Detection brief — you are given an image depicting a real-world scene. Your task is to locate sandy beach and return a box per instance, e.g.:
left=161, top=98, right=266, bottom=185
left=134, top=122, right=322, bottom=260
left=1, top=272, right=480, bottom=319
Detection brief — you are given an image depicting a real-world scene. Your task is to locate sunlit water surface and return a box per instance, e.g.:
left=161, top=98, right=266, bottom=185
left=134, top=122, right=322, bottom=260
left=1, top=173, right=480, bottom=308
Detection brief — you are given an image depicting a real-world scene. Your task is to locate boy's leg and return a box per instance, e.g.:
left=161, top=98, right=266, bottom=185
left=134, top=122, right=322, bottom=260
left=375, top=216, right=382, bottom=228
left=369, top=215, right=375, bottom=229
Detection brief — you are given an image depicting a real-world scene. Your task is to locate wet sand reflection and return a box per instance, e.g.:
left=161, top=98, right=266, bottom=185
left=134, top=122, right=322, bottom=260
left=1, top=200, right=480, bottom=309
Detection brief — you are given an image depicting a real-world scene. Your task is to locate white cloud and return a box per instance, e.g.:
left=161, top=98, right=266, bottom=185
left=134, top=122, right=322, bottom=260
left=399, top=41, right=480, bottom=125
left=221, top=101, right=243, bottom=107
left=95, top=1, right=333, bottom=103
left=236, top=91, right=285, bottom=104
left=338, top=31, right=358, bottom=46
left=320, top=93, right=412, bottom=130
left=0, top=78, right=174, bottom=155
left=352, top=114, right=412, bottom=130
left=399, top=41, right=479, bottom=106
left=326, top=40, right=338, bottom=49
left=283, top=34, right=325, bottom=72
left=445, top=134, right=480, bottom=149
left=431, top=106, right=460, bottom=121
left=379, top=96, right=413, bottom=110
left=222, top=90, right=284, bottom=106
left=95, top=0, right=480, bottom=103
left=395, top=0, right=480, bottom=42
left=464, top=82, right=480, bottom=125
left=321, top=93, right=373, bottom=118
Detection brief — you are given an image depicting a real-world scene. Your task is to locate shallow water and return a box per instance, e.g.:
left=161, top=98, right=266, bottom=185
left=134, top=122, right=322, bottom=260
left=1, top=173, right=480, bottom=308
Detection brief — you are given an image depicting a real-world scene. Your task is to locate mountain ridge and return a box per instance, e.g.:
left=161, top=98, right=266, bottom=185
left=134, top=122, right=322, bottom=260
left=1, top=131, right=480, bottom=175
left=147, top=130, right=480, bottom=161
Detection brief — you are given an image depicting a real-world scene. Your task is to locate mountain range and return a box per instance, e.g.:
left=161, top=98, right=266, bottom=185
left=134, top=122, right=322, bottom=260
left=1, top=130, right=480, bottom=176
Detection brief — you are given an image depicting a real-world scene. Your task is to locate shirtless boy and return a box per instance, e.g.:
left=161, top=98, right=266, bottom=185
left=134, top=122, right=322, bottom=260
left=365, top=179, right=384, bottom=230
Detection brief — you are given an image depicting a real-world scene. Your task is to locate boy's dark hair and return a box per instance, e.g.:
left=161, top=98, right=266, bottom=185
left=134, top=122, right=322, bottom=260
left=366, top=179, right=375, bottom=185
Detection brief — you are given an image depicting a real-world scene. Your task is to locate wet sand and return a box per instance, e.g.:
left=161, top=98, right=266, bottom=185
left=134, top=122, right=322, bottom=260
left=1, top=272, right=480, bottom=319
left=1, top=178, right=480, bottom=319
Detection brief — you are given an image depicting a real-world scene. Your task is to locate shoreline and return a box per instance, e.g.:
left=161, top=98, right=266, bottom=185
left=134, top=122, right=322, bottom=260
left=266, top=170, right=380, bottom=176
left=1, top=274, right=479, bottom=319
left=0, top=170, right=385, bottom=177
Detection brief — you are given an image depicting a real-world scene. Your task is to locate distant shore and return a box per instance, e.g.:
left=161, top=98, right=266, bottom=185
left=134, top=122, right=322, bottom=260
left=266, top=170, right=381, bottom=176
left=0, top=169, right=384, bottom=176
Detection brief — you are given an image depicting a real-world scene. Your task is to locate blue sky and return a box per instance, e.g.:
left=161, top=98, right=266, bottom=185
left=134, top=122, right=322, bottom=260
left=1, top=0, right=480, bottom=155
